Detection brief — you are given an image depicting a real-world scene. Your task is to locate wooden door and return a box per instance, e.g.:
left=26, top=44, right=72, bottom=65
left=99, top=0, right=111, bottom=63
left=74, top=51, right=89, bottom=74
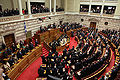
left=90, top=22, right=96, bottom=29
left=4, top=34, right=15, bottom=47
left=0, top=5, right=2, bottom=11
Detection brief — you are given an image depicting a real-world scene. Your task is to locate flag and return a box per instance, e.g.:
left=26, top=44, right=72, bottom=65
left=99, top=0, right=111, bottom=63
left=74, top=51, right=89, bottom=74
left=24, top=21, right=27, bottom=33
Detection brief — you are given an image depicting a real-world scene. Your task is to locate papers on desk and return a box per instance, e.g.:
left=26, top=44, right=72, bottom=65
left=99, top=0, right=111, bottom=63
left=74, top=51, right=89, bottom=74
left=64, top=56, right=67, bottom=59
left=68, top=60, right=71, bottom=64
left=63, top=68, right=65, bottom=72
left=72, top=65, right=75, bottom=69
left=48, top=29, right=51, bottom=30
left=60, top=38, right=67, bottom=46
left=77, top=71, right=81, bottom=76
left=51, top=59, right=54, bottom=61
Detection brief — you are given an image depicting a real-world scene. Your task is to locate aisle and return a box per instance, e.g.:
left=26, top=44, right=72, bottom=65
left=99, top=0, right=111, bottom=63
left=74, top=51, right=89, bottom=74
left=16, top=37, right=77, bottom=80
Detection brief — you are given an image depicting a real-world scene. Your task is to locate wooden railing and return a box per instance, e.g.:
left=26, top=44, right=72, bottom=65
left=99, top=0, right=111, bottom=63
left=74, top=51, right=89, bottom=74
left=6, top=45, right=42, bottom=80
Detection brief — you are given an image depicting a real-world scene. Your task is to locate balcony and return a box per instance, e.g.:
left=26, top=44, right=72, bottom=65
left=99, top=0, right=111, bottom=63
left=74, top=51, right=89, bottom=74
left=80, top=0, right=118, bottom=3
left=105, top=0, right=118, bottom=3
left=80, top=0, right=90, bottom=2
left=0, top=12, right=64, bottom=23
left=92, top=0, right=103, bottom=2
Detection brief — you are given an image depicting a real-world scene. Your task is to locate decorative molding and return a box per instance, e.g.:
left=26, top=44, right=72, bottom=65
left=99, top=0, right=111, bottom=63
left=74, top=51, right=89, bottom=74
left=65, top=12, right=80, bottom=14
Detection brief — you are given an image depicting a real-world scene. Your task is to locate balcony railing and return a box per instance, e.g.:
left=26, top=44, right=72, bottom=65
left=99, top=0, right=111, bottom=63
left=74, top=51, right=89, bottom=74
left=80, top=0, right=118, bottom=2
left=80, top=0, right=90, bottom=2
left=79, top=12, right=115, bottom=17
left=92, top=0, right=103, bottom=2
left=0, top=12, right=64, bottom=23
left=105, top=0, right=118, bottom=1
left=105, top=0, right=118, bottom=3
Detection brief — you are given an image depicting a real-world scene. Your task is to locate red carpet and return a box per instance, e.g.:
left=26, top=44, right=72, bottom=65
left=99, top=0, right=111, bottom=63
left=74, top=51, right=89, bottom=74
left=17, top=37, right=77, bottom=80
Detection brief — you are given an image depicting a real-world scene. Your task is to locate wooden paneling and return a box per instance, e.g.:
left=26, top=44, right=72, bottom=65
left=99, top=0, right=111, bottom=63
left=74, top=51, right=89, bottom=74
left=7, top=45, right=42, bottom=80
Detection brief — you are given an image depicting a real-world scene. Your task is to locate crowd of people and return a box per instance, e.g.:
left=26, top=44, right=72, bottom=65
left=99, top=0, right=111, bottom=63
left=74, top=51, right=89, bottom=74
left=0, top=38, right=39, bottom=80
left=0, top=5, right=64, bottom=17
left=38, top=25, right=113, bottom=80
left=100, top=29, right=120, bottom=80
left=102, top=29, right=120, bottom=49
left=31, top=5, right=49, bottom=14
left=80, top=8, right=89, bottom=12
left=0, top=22, right=120, bottom=80
left=91, top=8, right=101, bottom=13
left=0, top=8, right=19, bottom=17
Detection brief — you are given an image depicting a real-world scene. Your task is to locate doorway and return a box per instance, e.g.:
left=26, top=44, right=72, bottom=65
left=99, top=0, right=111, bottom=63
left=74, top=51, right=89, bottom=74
left=4, top=34, right=15, bottom=47
left=90, top=22, right=96, bottom=29
left=0, top=5, right=2, bottom=11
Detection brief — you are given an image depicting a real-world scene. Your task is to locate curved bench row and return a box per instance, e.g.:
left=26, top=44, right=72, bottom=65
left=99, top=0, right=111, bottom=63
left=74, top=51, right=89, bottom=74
left=99, top=31, right=120, bottom=80
left=74, top=33, right=112, bottom=80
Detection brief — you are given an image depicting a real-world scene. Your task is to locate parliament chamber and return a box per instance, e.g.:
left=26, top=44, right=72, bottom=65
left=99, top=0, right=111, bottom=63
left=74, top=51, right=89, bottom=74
left=0, top=0, right=120, bottom=80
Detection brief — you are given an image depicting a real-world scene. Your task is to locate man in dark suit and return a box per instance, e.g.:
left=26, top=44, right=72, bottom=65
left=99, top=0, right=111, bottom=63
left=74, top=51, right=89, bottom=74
left=2, top=42, right=6, bottom=49
left=21, top=48, right=26, bottom=56
left=7, top=47, right=12, bottom=55
left=8, top=57, right=15, bottom=66
left=29, top=42, right=34, bottom=50
left=35, top=39, right=39, bottom=47
left=3, top=51, right=8, bottom=58
left=25, top=44, right=29, bottom=53
left=20, top=40, right=24, bottom=48
left=71, top=31, right=74, bottom=37
left=62, top=48, right=67, bottom=58
left=51, top=42, right=56, bottom=53
left=38, top=66, right=46, bottom=77
left=17, top=50, right=22, bottom=59
left=41, top=55, right=46, bottom=64
left=11, top=43, right=17, bottom=52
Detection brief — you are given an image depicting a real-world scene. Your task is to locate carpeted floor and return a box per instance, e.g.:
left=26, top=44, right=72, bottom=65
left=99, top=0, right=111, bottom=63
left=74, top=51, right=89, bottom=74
left=16, top=37, right=115, bottom=80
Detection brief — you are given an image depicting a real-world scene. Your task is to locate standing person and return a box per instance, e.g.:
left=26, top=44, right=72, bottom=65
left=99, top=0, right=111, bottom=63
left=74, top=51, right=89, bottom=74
left=20, top=40, right=24, bottom=48
left=17, top=50, right=22, bottom=59
left=52, top=42, right=56, bottom=53
left=11, top=43, right=17, bottom=52
left=2, top=42, right=6, bottom=50
left=29, top=42, right=34, bottom=51
left=35, top=39, right=39, bottom=47
left=22, top=9, right=25, bottom=15
left=25, top=44, right=29, bottom=53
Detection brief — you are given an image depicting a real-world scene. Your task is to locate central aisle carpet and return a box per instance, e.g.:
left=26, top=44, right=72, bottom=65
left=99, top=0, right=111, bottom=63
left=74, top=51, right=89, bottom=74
left=16, top=37, right=77, bottom=80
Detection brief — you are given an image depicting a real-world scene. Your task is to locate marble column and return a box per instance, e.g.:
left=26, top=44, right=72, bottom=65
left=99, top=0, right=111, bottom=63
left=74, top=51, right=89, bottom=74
left=50, top=0, right=52, bottom=13
left=18, top=0, right=23, bottom=15
left=100, top=0, right=105, bottom=16
left=27, top=0, right=31, bottom=14
left=88, top=0, right=92, bottom=15
left=54, top=0, right=56, bottom=13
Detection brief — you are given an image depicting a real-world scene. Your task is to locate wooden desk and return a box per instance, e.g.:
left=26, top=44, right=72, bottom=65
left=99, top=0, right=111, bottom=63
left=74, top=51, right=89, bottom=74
left=7, top=45, right=42, bottom=80
left=35, top=28, right=88, bottom=45
left=36, top=77, right=47, bottom=80
left=43, top=39, right=70, bottom=52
